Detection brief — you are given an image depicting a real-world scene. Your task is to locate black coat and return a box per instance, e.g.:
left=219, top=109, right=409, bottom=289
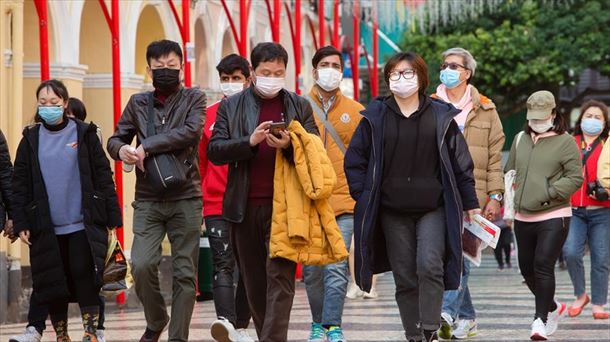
left=344, top=96, right=479, bottom=292
left=207, top=87, right=319, bottom=223
left=0, top=130, right=13, bottom=230
left=12, top=119, right=122, bottom=304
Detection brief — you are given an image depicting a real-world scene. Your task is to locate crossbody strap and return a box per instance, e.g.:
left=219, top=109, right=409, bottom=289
left=305, top=94, right=347, bottom=154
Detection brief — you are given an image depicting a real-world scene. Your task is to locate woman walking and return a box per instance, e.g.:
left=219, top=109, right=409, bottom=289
left=345, top=52, right=479, bottom=342
left=562, top=100, right=610, bottom=320
left=12, top=79, right=121, bottom=342
left=505, top=90, right=583, bottom=340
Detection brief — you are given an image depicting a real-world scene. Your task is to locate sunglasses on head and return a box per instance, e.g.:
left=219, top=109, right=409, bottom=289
left=440, top=62, right=467, bottom=71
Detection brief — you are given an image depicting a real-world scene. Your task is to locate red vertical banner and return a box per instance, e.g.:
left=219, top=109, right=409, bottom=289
left=295, top=0, right=302, bottom=95
left=273, top=0, right=281, bottom=43
left=332, top=0, right=340, bottom=49
left=371, top=4, right=378, bottom=97
left=352, top=0, right=360, bottom=101
left=182, top=0, right=192, bottom=87
left=318, top=0, right=325, bottom=47
left=34, top=0, right=50, bottom=81
left=239, top=0, right=248, bottom=57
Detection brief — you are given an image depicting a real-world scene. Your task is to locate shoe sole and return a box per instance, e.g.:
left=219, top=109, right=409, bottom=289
left=530, top=333, right=548, bottom=341
left=211, top=324, right=233, bottom=342
left=452, top=331, right=477, bottom=339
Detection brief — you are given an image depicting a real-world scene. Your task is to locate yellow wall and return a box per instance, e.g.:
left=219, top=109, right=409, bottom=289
left=135, top=6, right=166, bottom=83
left=79, top=1, right=112, bottom=73
left=23, top=0, right=55, bottom=64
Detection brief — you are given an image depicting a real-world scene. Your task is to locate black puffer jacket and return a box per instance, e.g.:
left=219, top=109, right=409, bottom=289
left=12, top=119, right=122, bottom=304
left=0, top=130, right=13, bottom=230
left=208, top=87, right=319, bottom=223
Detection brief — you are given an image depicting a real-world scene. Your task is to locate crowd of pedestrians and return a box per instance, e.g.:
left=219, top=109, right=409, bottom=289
left=1, top=39, right=608, bottom=342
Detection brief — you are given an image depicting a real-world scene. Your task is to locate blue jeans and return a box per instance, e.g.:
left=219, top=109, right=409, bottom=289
left=303, top=214, right=354, bottom=326
left=563, top=207, right=610, bottom=306
left=442, top=259, right=476, bottom=320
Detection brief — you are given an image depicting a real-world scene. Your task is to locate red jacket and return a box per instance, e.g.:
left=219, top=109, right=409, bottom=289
left=571, top=135, right=610, bottom=208
left=199, top=101, right=228, bottom=217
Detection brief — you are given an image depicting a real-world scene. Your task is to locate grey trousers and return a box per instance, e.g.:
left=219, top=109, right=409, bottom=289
left=131, top=198, right=203, bottom=342
left=380, top=206, right=446, bottom=340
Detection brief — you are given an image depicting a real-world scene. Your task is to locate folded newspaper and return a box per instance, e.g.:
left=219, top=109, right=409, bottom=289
left=462, top=214, right=501, bottom=266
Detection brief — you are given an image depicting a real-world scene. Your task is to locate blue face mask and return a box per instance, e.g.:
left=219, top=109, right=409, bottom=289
left=440, top=69, right=463, bottom=89
left=38, top=106, right=64, bottom=125
left=580, top=118, right=604, bottom=136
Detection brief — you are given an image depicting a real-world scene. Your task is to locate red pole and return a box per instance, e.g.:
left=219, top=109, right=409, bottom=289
left=239, top=0, right=248, bottom=57
left=110, top=0, right=125, bottom=305
left=318, top=0, right=325, bottom=47
left=182, top=0, right=192, bottom=87
left=332, top=0, right=339, bottom=49
left=34, top=0, right=50, bottom=81
left=371, top=5, right=378, bottom=97
left=273, top=0, right=281, bottom=43
left=352, top=0, right=360, bottom=101
left=295, top=0, right=301, bottom=95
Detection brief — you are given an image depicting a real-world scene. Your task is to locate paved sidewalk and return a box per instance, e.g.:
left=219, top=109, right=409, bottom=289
left=1, top=256, right=609, bottom=341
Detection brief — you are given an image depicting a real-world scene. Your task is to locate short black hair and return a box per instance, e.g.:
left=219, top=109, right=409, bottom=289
left=573, top=100, right=609, bottom=140
left=67, top=97, right=87, bottom=121
left=216, top=54, right=251, bottom=78
left=250, top=42, right=289, bottom=70
left=146, top=40, right=183, bottom=66
left=312, top=45, right=344, bottom=70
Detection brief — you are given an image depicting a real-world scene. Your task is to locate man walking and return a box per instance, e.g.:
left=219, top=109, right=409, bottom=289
left=107, top=39, right=205, bottom=342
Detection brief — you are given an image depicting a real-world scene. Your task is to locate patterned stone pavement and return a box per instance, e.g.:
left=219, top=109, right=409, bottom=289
left=1, top=256, right=609, bottom=341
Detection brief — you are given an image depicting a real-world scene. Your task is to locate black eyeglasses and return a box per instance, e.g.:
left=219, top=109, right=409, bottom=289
left=440, top=62, right=467, bottom=71
left=389, top=69, right=415, bottom=81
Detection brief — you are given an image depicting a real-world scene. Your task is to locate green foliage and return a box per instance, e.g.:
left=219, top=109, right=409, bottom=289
left=401, top=0, right=610, bottom=116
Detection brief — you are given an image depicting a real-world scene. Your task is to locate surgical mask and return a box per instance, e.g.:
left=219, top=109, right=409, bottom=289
left=38, top=106, right=64, bottom=125
left=580, top=118, right=604, bottom=136
left=152, top=68, right=181, bottom=93
left=440, top=69, right=463, bottom=89
left=529, top=117, right=554, bottom=134
left=220, top=82, right=245, bottom=97
left=255, top=76, right=285, bottom=97
left=316, top=68, right=343, bottom=92
left=389, top=76, right=419, bottom=99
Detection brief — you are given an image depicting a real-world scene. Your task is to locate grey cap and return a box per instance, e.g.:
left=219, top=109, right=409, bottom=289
left=526, top=90, right=556, bottom=120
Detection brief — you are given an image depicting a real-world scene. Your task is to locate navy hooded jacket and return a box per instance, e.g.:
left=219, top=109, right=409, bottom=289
left=344, top=95, right=479, bottom=292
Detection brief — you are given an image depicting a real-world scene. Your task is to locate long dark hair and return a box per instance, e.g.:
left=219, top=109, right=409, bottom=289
left=34, top=79, right=70, bottom=123
left=573, top=100, right=609, bottom=140
left=524, top=108, right=568, bottom=135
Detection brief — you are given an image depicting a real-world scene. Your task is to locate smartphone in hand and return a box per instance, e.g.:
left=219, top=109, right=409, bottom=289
left=269, top=121, right=287, bottom=138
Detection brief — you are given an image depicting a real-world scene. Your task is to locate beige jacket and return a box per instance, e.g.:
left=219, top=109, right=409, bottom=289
left=433, top=86, right=505, bottom=208
left=599, top=141, right=610, bottom=188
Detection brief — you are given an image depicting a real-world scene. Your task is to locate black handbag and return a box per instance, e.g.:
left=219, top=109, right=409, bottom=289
left=144, top=93, right=192, bottom=192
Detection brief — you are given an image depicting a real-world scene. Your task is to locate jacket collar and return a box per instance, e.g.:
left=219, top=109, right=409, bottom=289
left=24, top=118, right=97, bottom=150
left=307, top=86, right=343, bottom=112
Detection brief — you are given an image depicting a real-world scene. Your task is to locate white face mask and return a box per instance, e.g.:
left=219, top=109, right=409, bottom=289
left=316, top=68, right=343, bottom=92
left=529, top=117, right=554, bottom=134
left=389, top=76, right=419, bottom=99
left=220, top=82, right=245, bottom=97
left=254, top=76, right=285, bottom=97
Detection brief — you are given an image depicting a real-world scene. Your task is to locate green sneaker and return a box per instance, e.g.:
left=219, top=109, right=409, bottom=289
left=326, top=326, right=346, bottom=342
left=308, top=323, right=326, bottom=342
left=438, top=312, right=453, bottom=340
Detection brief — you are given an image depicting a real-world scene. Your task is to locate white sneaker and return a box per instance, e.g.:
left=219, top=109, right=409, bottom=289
left=236, top=329, right=255, bottom=342
left=530, top=318, right=548, bottom=341
left=9, top=326, right=42, bottom=342
left=546, top=301, right=566, bottom=336
left=363, top=288, right=378, bottom=299
left=452, top=319, right=477, bottom=339
left=96, top=329, right=106, bottom=342
left=211, top=318, right=240, bottom=342
left=346, top=282, right=364, bottom=299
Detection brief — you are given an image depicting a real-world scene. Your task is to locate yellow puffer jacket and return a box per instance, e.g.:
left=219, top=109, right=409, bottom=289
left=269, top=121, right=349, bottom=265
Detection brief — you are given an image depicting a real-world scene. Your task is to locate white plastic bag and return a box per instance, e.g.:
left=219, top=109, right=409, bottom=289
left=503, top=169, right=517, bottom=220
left=462, top=214, right=502, bottom=266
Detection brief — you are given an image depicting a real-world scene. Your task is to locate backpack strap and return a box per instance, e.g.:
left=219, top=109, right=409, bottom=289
left=305, top=94, right=347, bottom=154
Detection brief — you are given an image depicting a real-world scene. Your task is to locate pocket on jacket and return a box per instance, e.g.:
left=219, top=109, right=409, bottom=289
left=467, top=121, right=491, bottom=147
left=91, top=192, right=108, bottom=226
left=25, top=201, right=39, bottom=231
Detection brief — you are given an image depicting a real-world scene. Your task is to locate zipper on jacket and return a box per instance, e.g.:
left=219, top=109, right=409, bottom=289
left=359, top=117, right=376, bottom=289
left=153, top=158, right=168, bottom=188
left=162, top=116, right=166, bottom=125
left=517, top=140, right=536, bottom=213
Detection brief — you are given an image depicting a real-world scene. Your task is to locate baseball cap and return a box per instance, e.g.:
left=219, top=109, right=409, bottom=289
left=526, top=90, right=556, bottom=120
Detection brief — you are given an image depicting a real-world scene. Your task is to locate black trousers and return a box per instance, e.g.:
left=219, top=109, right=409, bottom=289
left=205, top=216, right=251, bottom=328
left=47, top=230, right=100, bottom=320
left=494, top=228, right=513, bottom=267
left=27, top=293, right=105, bottom=334
left=232, top=204, right=296, bottom=342
left=515, top=218, right=569, bottom=321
